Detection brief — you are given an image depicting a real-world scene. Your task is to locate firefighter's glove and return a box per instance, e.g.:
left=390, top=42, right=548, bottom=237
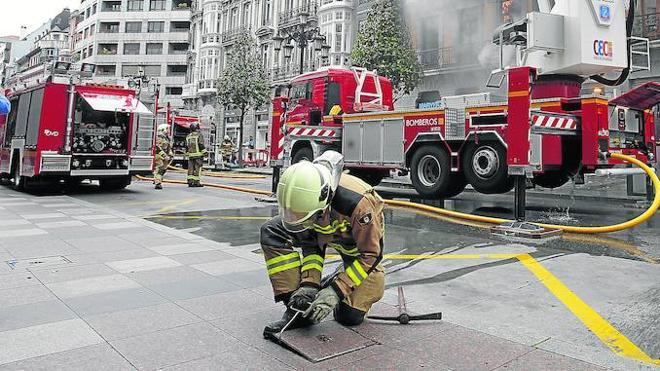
left=303, top=287, right=340, bottom=323
left=288, top=286, right=318, bottom=311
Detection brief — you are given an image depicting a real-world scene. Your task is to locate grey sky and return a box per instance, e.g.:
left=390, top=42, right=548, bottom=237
left=0, top=0, right=82, bottom=37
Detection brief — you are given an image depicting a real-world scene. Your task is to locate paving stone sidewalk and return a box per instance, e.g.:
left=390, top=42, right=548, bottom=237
left=0, top=187, right=607, bottom=370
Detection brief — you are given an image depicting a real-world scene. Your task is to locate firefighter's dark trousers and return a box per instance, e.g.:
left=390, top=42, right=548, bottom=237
left=153, top=158, right=169, bottom=185
left=187, top=157, right=203, bottom=184
left=260, top=216, right=385, bottom=326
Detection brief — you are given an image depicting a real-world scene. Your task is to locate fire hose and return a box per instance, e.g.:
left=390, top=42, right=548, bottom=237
left=166, top=165, right=266, bottom=180
left=138, top=153, right=659, bottom=235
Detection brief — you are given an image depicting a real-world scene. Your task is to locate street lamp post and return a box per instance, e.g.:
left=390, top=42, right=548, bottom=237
left=272, top=8, right=330, bottom=75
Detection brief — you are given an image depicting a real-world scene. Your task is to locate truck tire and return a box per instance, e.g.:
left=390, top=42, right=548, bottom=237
left=10, top=160, right=25, bottom=191
left=99, top=176, right=131, bottom=191
left=349, top=169, right=386, bottom=187
left=292, top=147, right=314, bottom=164
left=532, top=170, right=571, bottom=189
left=410, top=146, right=459, bottom=199
left=463, top=142, right=514, bottom=194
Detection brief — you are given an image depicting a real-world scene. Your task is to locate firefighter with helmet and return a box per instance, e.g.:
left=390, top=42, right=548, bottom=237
left=260, top=151, right=385, bottom=337
left=185, top=122, right=207, bottom=187
left=153, top=124, right=173, bottom=190
left=220, top=135, right=235, bottom=169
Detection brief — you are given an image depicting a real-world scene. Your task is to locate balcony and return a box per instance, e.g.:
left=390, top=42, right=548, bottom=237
left=182, top=83, right=197, bottom=99
left=634, top=12, right=659, bottom=41
left=418, top=47, right=455, bottom=69
left=101, top=1, right=122, bottom=12
left=222, top=27, right=248, bottom=46
left=171, top=21, right=191, bottom=33
left=278, top=2, right=318, bottom=30
left=98, top=43, right=118, bottom=55
left=202, top=33, right=221, bottom=45
left=172, top=0, right=192, bottom=11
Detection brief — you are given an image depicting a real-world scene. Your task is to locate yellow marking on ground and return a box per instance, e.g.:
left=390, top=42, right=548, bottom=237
left=517, top=253, right=660, bottom=366
left=148, top=215, right=271, bottom=221
left=156, top=199, right=199, bottom=214
left=324, top=253, right=521, bottom=261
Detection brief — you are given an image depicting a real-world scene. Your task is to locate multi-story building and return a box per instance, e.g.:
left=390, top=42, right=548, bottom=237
left=185, top=0, right=335, bottom=150
left=0, top=36, right=20, bottom=88
left=3, top=9, right=71, bottom=91
left=71, top=0, right=193, bottom=109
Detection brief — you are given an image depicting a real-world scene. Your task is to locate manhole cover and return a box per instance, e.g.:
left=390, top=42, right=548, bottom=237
left=277, top=321, right=377, bottom=363
left=6, top=256, right=72, bottom=270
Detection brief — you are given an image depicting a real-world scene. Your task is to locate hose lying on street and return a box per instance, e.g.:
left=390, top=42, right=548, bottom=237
left=166, top=165, right=266, bottom=180
left=139, top=153, right=659, bottom=235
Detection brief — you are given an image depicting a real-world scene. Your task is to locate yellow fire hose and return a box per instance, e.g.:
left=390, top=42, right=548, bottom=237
left=140, top=153, right=659, bottom=235
left=166, top=165, right=266, bottom=180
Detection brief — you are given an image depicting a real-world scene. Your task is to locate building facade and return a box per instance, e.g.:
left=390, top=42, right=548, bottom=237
left=71, top=0, right=193, bottom=109
left=3, top=10, right=72, bottom=92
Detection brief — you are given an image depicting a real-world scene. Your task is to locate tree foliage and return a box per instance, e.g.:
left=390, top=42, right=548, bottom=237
left=351, top=0, right=422, bottom=101
left=216, top=30, right=270, bottom=165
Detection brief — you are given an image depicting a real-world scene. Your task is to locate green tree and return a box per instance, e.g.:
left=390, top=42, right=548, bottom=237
left=217, top=31, right=271, bottom=166
left=351, top=0, right=422, bottom=101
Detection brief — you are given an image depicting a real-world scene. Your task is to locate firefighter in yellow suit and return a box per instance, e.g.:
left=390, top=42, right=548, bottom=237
left=185, top=122, right=207, bottom=187
left=153, top=124, right=173, bottom=190
left=260, top=151, right=385, bottom=338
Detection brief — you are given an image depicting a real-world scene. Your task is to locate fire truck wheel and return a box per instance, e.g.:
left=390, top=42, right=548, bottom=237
left=463, top=143, right=513, bottom=194
left=442, top=173, right=468, bottom=199
left=99, top=176, right=131, bottom=191
left=410, top=146, right=454, bottom=199
left=292, top=147, right=314, bottom=164
left=532, top=170, right=571, bottom=189
left=10, top=160, right=25, bottom=191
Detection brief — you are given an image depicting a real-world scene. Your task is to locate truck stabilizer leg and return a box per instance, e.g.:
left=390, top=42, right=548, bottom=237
left=514, top=176, right=526, bottom=221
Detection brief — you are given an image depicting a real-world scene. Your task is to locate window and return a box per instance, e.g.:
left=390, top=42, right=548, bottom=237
left=127, top=0, right=144, bottom=11
left=96, top=65, right=116, bottom=76
left=335, top=23, right=343, bottom=52
left=149, top=0, right=166, bottom=10
left=98, top=43, right=118, bottom=55
left=168, top=43, right=188, bottom=54
left=4, top=99, right=19, bottom=146
left=147, top=21, right=165, bottom=33
left=143, top=65, right=161, bottom=76
left=146, top=43, right=163, bottom=55
left=289, top=83, right=312, bottom=101
left=15, top=93, right=31, bottom=137
left=166, top=87, right=183, bottom=95
left=167, top=65, right=187, bottom=76
left=100, top=22, right=120, bottom=33
left=122, top=65, right=140, bottom=76
left=170, top=21, right=190, bottom=32
left=26, top=89, right=44, bottom=146
left=125, top=22, right=142, bottom=33
left=92, top=4, right=97, bottom=14
left=124, top=43, right=140, bottom=55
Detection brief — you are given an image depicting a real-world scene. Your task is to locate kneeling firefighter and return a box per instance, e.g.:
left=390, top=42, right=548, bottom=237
left=261, top=151, right=385, bottom=338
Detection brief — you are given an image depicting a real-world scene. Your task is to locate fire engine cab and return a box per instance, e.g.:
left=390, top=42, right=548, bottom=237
left=271, top=0, right=659, bottom=199
left=0, top=63, right=155, bottom=190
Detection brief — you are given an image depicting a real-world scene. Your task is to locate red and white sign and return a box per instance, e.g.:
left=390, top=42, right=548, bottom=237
left=532, top=115, right=577, bottom=130
left=287, top=127, right=337, bottom=138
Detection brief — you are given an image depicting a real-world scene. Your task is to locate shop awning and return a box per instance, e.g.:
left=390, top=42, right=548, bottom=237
left=609, top=82, right=660, bottom=111
left=79, top=92, right=152, bottom=115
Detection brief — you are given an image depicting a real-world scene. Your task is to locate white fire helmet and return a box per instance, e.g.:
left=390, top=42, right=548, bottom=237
left=157, top=124, right=170, bottom=134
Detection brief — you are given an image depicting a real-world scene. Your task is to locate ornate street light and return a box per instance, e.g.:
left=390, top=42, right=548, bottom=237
left=272, top=34, right=284, bottom=52
left=321, top=44, right=331, bottom=59
left=283, top=44, right=294, bottom=60
left=313, top=35, right=325, bottom=51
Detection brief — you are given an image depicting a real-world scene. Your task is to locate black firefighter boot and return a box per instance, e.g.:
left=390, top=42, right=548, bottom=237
left=263, top=306, right=313, bottom=339
left=155, top=183, right=163, bottom=190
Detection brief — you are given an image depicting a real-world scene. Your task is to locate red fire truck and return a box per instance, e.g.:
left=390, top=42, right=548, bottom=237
left=0, top=74, right=155, bottom=190
left=270, top=2, right=659, bottom=199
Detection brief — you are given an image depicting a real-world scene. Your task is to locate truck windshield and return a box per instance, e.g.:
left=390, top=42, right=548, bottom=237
left=72, top=97, right=130, bottom=154
left=289, top=83, right=311, bottom=103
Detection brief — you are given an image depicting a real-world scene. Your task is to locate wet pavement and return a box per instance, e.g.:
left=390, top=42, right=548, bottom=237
left=1, top=171, right=659, bottom=370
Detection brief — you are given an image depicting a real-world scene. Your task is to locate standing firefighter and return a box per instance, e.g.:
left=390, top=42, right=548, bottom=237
left=153, top=124, right=173, bottom=190
left=185, top=122, right=207, bottom=187
left=220, top=135, right=235, bottom=169
left=260, top=151, right=385, bottom=338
